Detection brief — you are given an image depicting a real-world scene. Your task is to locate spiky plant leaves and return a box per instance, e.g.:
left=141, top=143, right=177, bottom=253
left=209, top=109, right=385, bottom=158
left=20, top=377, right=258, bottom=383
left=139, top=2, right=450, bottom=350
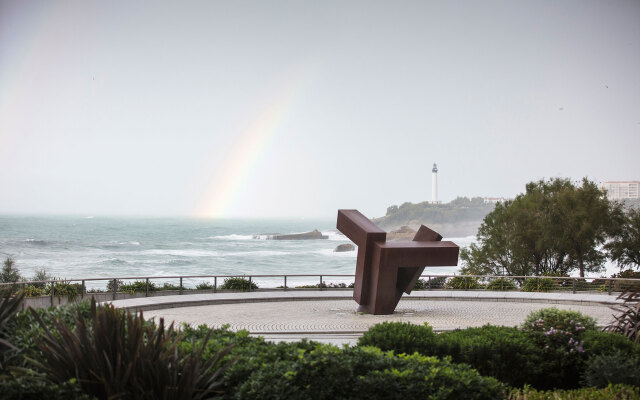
left=30, top=299, right=234, bottom=399
left=604, top=284, right=640, bottom=344
left=0, top=288, right=24, bottom=355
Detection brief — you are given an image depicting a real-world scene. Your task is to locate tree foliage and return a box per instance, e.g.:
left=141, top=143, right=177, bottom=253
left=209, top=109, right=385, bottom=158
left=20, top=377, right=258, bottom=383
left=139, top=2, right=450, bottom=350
left=606, top=207, right=640, bottom=270
left=461, top=178, right=621, bottom=277
left=1, top=258, right=22, bottom=284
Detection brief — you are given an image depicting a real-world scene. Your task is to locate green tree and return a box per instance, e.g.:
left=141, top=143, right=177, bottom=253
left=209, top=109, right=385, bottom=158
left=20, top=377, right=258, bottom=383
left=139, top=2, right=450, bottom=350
left=553, top=178, right=623, bottom=277
left=1, top=257, right=22, bottom=283
left=606, top=207, right=640, bottom=270
left=461, top=178, right=618, bottom=278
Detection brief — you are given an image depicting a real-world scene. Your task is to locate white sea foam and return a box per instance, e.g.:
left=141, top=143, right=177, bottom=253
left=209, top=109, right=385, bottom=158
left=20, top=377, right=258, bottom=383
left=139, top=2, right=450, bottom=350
left=251, top=234, right=277, bottom=240
left=142, top=249, right=220, bottom=257
left=226, top=250, right=289, bottom=257
left=209, top=234, right=254, bottom=240
left=443, top=235, right=477, bottom=248
left=312, top=249, right=357, bottom=257
left=322, top=230, right=347, bottom=241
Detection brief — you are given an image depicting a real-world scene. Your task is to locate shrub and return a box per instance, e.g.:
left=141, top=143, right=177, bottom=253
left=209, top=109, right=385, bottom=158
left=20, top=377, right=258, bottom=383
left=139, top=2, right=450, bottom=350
left=106, top=278, right=123, bottom=292
left=23, top=284, right=45, bottom=297
left=486, top=278, right=518, bottom=291
left=508, top=384, right=640, bottom=399
left=0, top=373, right=93, bottom=400
left=581, top=330, right=640, bottom=356
left=180, top=325, right=319, bottom=397
left=604, top=285, right=640, bottom=344
left=610, top=270, right=640, bottom=292
left=1, top=289, right=24, bottom=363
left=220, top=277, right=258, bottom=291
left=446, top=276, right=481, bottom=289
left=522, top=307, right=597, bottom=335
left=30, top=268, right=51, bottom=289
left=235, top=346, right=504, bottom=400
left=119, top=280, right=156, bottom=293
left=433, top=326, right=551, bottom=388
left=411, top=277, right=446, bottom=289
left=30, top=300, right=234, bottom=399
left=46, top=280, right=82, bottom=301
left=357, top=322, right=436, bottom=355
left=582, top=351, right=640, bottom=388
left=521, top=277, right=557, bottom=292
left=159, top=282, right=184, bottom=291
left=1, top=301, right=93, bottom=370
left=1, top=258, right=21, bottom=284
left=196, top=281, right=214, bottom=290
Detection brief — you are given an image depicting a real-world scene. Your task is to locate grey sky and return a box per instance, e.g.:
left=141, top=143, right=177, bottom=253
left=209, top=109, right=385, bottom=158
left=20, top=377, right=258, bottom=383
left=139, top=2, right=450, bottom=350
left=1, top=0, right=639, bottom=218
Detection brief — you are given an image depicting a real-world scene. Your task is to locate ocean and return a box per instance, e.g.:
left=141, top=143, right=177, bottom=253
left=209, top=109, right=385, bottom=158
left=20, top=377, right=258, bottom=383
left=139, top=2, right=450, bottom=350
left=0, top=216, right=473, bottom=290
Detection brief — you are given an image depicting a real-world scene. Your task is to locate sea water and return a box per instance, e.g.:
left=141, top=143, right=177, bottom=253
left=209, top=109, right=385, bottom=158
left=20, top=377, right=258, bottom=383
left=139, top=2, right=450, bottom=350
left=0, top=216, right=474, bottom=290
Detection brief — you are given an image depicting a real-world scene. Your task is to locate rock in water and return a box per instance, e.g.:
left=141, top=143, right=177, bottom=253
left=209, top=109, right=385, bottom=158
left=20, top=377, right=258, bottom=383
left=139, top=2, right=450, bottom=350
left=334, top=243, right=355, bottom=252
left=272, top=230, right=328, bottom=240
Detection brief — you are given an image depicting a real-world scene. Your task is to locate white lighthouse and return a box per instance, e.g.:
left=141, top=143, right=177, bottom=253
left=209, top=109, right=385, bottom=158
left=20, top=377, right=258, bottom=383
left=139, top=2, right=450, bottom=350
left=431, top=163, right=438, bottom=203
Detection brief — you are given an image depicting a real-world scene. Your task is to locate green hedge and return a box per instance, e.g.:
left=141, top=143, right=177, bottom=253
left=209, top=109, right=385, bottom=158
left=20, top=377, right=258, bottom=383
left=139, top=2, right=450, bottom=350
left=486, top=278, right=517, bottom=291
left=356, top=310, right=640, bottom=390
left=521, top=278, right=557, bottom=292
left=235, top=346, right=504, bottom=400
left=358, top=321, right=436, bottom=355
left=446, top=276, right=481, bottom=289
left=220, top=277, right=258, bottom=291
left=508, top=384, right=640, bottom=399
left=522, top=307, right=597, bottom=334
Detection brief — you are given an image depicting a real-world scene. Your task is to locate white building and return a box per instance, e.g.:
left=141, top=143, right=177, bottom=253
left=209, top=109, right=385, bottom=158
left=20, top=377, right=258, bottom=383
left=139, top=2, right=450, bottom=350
left=483, top=197, right=508, bottom=204
left=601, top=181, right=640, bottom=200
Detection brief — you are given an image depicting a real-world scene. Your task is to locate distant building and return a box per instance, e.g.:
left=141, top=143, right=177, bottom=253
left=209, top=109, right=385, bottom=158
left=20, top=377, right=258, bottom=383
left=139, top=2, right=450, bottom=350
left=601, top=181, right=640, bottom=200
left=483, top=197, right=508, bottom=204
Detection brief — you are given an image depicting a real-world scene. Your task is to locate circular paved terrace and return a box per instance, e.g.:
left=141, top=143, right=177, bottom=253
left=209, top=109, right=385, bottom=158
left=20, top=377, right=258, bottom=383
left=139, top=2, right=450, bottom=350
left=110, top=290, right=622, bottom=346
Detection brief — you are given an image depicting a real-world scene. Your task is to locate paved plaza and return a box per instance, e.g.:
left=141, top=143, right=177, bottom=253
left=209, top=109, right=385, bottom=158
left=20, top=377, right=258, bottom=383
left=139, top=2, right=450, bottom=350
left=110, top=290, right=622, bottom=346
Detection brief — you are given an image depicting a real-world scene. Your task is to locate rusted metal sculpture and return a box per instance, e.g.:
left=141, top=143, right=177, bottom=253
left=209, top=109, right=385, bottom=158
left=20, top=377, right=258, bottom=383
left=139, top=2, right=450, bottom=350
left=337, top=209, right=459, bottom=315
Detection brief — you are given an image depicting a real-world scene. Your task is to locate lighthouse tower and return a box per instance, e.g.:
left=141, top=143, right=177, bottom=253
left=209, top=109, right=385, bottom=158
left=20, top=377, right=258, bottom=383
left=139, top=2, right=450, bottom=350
left=431, top=163, right=438, bottom=203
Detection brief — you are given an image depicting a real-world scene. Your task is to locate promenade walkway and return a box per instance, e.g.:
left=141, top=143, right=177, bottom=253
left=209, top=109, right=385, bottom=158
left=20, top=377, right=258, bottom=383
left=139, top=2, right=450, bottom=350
left=108, top=290, right=622, bottom=346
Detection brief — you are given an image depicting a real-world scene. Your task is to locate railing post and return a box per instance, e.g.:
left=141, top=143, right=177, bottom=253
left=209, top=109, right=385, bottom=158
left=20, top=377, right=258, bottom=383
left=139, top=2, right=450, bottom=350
left=248, top=276, right=252, bottom=292
left=572, top=278, right=576, bottom=294
left=284, top=275, right=287, bottom=290
left=608, top=279, right=612, bottom=295
left=81, top=280, right=85, bottom=299
left=51, top=281, right=55, bottom=306
left=180, top=277, right=183, bottom=295
left=320, top=275, right=323, bottom=290
left=146, top=278, right=149, bottom=297
left=214, top=277, right=217, bottom=293
left=428, top=276, right=432, bottom=289
left=112, top=278, right=117, bottom=301
left=21, top=283, right=26, bottom=311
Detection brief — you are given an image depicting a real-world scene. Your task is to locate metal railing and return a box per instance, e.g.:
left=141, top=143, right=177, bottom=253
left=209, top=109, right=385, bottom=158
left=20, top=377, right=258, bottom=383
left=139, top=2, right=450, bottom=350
left=1, top=273, right=639, bottom=308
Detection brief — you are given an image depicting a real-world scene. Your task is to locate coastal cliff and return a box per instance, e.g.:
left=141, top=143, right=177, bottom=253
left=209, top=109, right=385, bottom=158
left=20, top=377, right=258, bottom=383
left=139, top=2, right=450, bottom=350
left=373, top=197, right=496, bottom=237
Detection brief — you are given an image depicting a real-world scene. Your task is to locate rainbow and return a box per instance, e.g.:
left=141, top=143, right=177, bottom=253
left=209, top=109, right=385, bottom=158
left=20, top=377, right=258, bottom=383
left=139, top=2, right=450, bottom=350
left=194, top=73, right=306, bottom=218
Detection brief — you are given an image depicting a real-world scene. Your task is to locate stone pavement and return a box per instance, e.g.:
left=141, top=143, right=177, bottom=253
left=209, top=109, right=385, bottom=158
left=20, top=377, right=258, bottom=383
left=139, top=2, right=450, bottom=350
left=108, top=290, right=622, bottom=346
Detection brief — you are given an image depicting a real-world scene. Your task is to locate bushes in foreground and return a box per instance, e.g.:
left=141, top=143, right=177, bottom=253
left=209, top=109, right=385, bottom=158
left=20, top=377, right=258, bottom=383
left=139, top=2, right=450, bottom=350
left=508, top=384, right=640, bottom=400
left=357, top=308, right=640, bottom=390
left=235, top=347, right=503, bottom=400
left=1, top=298, right=504, bottom=399
left=3, top=296, right=640, bottom=399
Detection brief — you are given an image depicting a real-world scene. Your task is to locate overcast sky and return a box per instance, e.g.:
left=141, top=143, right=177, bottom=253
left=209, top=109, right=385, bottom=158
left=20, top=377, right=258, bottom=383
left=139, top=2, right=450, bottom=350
left=1, top=0, right=639, bottom=219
